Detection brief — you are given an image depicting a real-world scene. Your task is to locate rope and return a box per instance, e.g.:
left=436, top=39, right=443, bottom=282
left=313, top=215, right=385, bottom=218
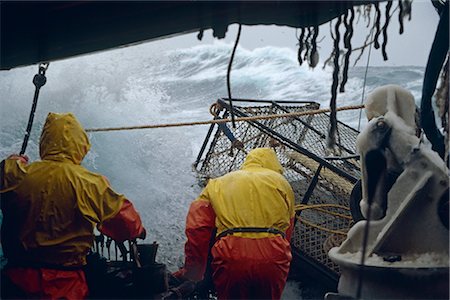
left=85, top=104, right=364, bottom=133
left=297, top=218, right=348, bottom=236
left=295, top=203, right=352, bottom=235
left=357, top=29, right=374, bottom=131
left=288, top=151, right=356, bottom=194
left=296, top=203, right=352, bottom=220
left=227, top=24, right=242, bottom=128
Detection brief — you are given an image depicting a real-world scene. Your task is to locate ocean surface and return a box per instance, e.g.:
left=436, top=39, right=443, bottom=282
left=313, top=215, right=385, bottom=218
left=0, top=41, right=425, bottom=298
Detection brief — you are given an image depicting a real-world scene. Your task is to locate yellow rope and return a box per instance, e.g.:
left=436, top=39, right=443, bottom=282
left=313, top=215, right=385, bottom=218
left=297, top=217, right=348, bottom=236
left=85, top=104, right=364, bottom=132
left=288, top=152, right=356, bottom=194
left=295, top=203, right=352, bottom=235
left=296, top=203, right=352, bottom=220
left=296, top=203, right=350, bottom=212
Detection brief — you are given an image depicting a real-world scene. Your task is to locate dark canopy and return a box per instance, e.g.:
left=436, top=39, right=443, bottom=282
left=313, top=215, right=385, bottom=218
left=1, top=1, right=373, bottom=70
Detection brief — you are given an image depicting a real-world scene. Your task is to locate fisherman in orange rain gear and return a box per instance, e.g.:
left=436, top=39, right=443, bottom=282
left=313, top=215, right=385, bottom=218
left=175, top=148, right=295, bottom=300
left=0, top=112, right=146, bottom=299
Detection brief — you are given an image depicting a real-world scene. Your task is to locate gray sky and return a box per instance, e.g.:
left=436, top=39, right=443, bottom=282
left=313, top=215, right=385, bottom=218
left=147, top=0, right=440, bottom=67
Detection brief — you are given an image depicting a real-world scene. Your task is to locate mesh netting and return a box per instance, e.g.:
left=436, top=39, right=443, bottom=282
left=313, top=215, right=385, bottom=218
left=194, top=99, right=361, bottom=277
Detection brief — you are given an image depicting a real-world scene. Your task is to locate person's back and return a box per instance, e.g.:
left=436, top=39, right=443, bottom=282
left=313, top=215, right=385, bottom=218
left=176, top=148, right=295, bottom=300
left=209, top=151, right=293, bottom=240
left=1, top=112, right=145, bottom=298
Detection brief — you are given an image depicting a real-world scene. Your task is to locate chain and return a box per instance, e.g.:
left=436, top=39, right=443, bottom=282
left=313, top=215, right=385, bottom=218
left=20, top=62, right=50, bottom=155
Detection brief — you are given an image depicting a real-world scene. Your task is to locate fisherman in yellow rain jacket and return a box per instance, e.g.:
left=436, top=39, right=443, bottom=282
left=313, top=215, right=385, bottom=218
left=0, top=112, right=146, bottom=299
left=175, top=148, right=295, bottom=300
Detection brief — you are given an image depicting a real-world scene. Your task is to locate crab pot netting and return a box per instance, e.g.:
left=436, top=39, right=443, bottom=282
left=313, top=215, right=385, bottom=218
left=195, top=100, right=361, bottom=276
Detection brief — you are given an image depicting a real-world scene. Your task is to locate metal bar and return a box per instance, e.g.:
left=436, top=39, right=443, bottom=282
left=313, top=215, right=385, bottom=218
left=198, top=111, right=227, bottom=174
left=324, top=154, right=360, bottom=161
left=193, top=122, right=216, bottom=169
left=291, top=248, right=339, bottom=291
left=301, top=164, right=324, bottom=205
left=335, top=114, right=360, bottom=134
left=272, top=102, right=357, bottom=155
left=218, top=99, right=358, bottom=183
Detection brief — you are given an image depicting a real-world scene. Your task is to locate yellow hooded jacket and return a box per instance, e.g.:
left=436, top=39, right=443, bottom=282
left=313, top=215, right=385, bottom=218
left=180, top=148, right=295, bottom=281
left=206, top=147, right=295, bottom=238
left=1, top=113, right=126, bottom=267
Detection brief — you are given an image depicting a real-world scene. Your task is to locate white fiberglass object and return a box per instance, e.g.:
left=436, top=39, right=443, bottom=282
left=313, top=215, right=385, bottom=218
left=328, top=85, right=449, bottom=299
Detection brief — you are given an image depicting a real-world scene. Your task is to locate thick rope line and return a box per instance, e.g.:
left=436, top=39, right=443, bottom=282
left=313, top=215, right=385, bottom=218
left=227, top=24, right=242, bottom=128
left=86, top=104, right=364, bottom=133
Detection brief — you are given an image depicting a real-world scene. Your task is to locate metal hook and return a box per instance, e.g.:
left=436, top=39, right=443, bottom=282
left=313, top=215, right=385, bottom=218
left=38, top=62, right=50, bottom=75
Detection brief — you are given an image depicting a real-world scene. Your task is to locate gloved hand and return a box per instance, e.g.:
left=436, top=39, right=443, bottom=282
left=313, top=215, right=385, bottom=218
left=172, top=269, right=189, bottom=282
left=138, top=227, right=147, bottom=240
left=7, top=154, right=29, bottom=164
left=161, top=279, right=196, bottom=300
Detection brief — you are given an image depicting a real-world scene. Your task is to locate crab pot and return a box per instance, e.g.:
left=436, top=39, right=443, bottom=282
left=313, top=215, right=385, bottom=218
left=194, top=98, right=361, bottom=287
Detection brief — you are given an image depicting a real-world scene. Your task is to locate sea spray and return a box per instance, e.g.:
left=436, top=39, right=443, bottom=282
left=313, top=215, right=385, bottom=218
left=0, top=41, right=424, bottom=280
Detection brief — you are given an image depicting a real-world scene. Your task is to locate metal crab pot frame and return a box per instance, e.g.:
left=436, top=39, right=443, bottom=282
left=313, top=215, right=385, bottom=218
left=194, top=98, right=361, bottom=288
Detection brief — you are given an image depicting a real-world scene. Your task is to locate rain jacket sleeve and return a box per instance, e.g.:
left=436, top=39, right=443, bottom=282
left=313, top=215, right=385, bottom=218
left=177, top=186, right=216, bottom=282
left=0, top=158, right=28, bottom=193
left=76, top=175, right=145, bottom=242
left=99, top=199, right=145, bottom=242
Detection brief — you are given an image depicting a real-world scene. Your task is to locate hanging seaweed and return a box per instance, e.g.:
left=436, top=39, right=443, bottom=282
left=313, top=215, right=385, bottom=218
left=352, top=26, right=375, bottom=66
left=374, top=2, right=381, bottom=49
left=296, top=1, right=412, bottom=151
left=340, top=8, right=355, bottom=93
left=381, top=1, right=393, bottom=61
left=197, top=29, right=204, bottom=40
left=402, top=0, right=412, bottom=21
left=328, top=16, right=342, bottom=150
left=398, top=0, right=404, bottom=34
left=322, top=1, right=410, bottom=84
left=309, top=26, right=319, bottom=68
left=322, top=22, right=337, bottom=69
left=303, top=27, right=313, bottom=64
left=297, top=28, right=306, bottom=66
left=356, top=6, right=362, bottom=24
left=364, top=5, right=372, bottom=28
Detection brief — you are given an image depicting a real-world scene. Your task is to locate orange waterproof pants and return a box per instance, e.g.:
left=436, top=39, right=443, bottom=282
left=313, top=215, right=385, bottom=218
left=3, top=267, right=88, bottom=299
left=211, top=236, right=292, bottom=300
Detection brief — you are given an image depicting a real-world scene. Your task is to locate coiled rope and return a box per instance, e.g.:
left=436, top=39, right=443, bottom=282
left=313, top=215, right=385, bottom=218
left=295, top=203, right=352, bottom=236
left=85, top=104, right=364, bottom=133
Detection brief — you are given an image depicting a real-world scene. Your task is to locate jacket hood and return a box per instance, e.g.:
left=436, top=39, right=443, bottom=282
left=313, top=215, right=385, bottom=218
left=39, top=112, right=91, bottom=164
left=241, top=148, right=283, bottom=174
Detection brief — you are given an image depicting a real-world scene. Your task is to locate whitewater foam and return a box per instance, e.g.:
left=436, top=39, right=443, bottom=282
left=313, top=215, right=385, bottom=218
left=0, top=41, right=425, bottom=274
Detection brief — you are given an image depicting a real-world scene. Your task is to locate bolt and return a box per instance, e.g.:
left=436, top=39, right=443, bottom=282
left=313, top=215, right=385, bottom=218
left=376, top=120, right=386, bottom=129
